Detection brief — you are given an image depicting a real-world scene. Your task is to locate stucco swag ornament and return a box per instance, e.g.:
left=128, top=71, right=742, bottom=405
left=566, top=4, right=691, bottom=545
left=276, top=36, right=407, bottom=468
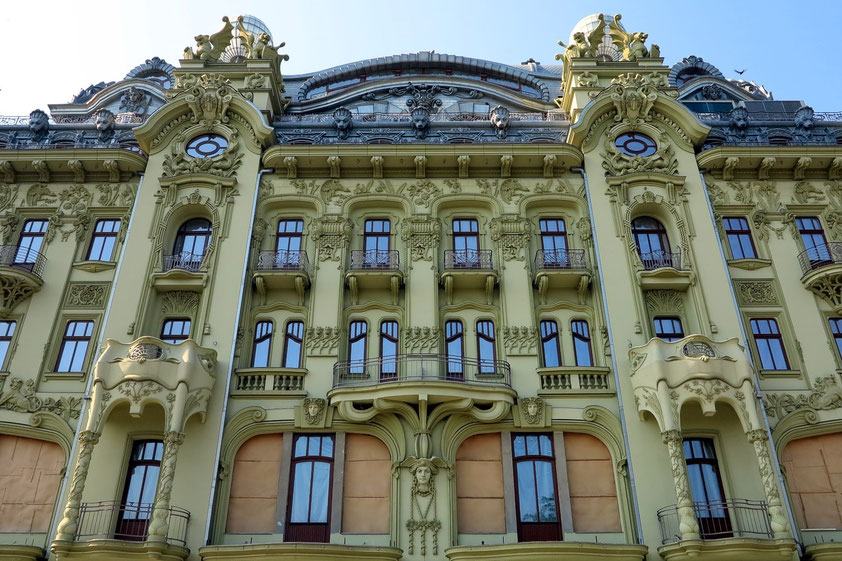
left=602, top=130, right=678, bottom=176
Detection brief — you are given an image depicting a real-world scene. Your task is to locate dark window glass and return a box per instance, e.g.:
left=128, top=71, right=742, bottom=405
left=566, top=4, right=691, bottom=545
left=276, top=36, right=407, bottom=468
left=512, top=434, right=561, bottom=541
left=252, top=321, right=273, bottom=368
left=571, top=320, right=593, bottom=367
left=173, top=218, right=212, bottom=262
left=283, top=321, right=304, bottom=369
left=364, top=219, right=391, bottom=250
left=830, top=318, right=842, bottom=360
left=654, top=317, right=684, bottom=342
left=615, top=132, right=657, bottom=157
left=380, top=320, right=398, bottom=379
left=684, top=438, right=732, bottom=538
left=116, top=440, right=163, bottom=540
left=276, top=219, right=304, bottom=254
left=452, top=218, right=480, bottom=267
left=796, top=217, right=830, bottom=263
left=15, top=219, right=48, bottom=264
left=286, top=434, right=334, bottom=542
left=161, top=318, right=191, bottom=344
left=56, top=320, right=94, bottom=372
left=348, top=321, right=367, bottom=374
left=87, top=219, right=121, bottom=261
left=477, top=320, right=496, bottom=374
left=540, top=320, right=561, bottom=368
left=445, top=320, right=464, bottom=377
left=0, top=321, right=15, bottom=369
left=540, top=219, right=568, bottom=265
left=750, top=318, right=790, bottom=370
left=722, top=217, right=756, bottom=260
left=631, top=217, right=672, bottom=267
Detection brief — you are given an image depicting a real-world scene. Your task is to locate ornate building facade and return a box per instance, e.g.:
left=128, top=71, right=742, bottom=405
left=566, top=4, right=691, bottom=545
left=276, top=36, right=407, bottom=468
left=0, top=12, right=840, bottom=561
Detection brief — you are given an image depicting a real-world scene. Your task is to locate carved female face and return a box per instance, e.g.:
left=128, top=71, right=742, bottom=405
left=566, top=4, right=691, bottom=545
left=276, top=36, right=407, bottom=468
left=415, top=465, right=431, bottom=487
left=307, top=402, right=320, bottom=418
left=527, top=401, right=539, bottom=417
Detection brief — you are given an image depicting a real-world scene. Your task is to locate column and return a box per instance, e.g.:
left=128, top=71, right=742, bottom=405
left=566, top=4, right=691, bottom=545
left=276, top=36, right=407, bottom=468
left=55, top=430, right=100, bottom=541
left=147, top=431, right=185, bottom=541
left=661, top=429, right=700, bottom=540
left=746, top=428, right=790, bottom=538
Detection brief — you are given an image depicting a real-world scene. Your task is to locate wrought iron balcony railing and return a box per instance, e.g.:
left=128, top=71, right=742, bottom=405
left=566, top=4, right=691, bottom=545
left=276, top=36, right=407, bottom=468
left=333, top=354, right=511, bottom=388
left=534, top=248, right=588, bottom=271
left=162, top=252, right=205, bottom=272
left=797, top=243, right=842, bottom=275
left=349, top=249, right=400, bottom=271
left=256, top=250, right=310, bottom=273
left=444, top=249, right=493, bottom=270
left=0, top=245, right=47, bottom=278
left=639, top=250, right=681, bottom=271
left=75, top=501, right=190, bottom=546
left=657, top=499, right=773, bottom=545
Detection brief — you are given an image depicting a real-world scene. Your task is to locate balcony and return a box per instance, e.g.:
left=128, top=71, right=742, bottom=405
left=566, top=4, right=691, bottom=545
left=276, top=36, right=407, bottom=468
left=153, top=252, right=207, bottom=292
left=232, top=367, right=306, bottom=396
left=798, top=243, right=842, bottom=311
left=533, top=249, right=591, bottom=304
left=657, top=499, right=797, bottom=561
left=0, top=245, right=46, bottom=316
left=253, top=250, right=310, bottom=305
left=636, top=250, right=694, bottom=291
left=537, top=366, right=613, bottom=395
left=199, top=543, right=403, bottom=561
left=441, top=249, right=498, bottom=305
left=445, top=542, right=648, bottom=561
left=345, top=250, right=403, bottom=305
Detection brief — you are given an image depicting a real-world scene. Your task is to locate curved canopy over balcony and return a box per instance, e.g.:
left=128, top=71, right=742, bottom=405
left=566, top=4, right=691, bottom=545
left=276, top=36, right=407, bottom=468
left=798, top=242, right=842, bottom=311
left=0, top=245, right=46, bottom=317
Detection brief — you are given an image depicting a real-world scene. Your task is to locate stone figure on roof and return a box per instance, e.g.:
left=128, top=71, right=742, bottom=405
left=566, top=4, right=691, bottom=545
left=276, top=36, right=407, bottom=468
left=184, top=17, right=234, bottom=61
left=609, top=15, right=660, bottom=61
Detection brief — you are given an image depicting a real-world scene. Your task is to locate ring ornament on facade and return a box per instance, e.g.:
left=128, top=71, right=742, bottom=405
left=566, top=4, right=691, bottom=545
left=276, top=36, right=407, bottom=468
left=185, top=133, right=229, bottom=158
left=614, top=131, right=657, bottom=157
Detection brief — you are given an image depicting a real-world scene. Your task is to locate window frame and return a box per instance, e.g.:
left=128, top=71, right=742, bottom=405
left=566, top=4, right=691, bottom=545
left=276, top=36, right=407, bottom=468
left=721, top=216, right=757, bottom=260
left=829, top=317, right=842, bottom=363
left=683, top=436, right=733, bottom=539
left=285, top=434, right=335, bottom=543
left=0, top=320, right=17, bottom=371
left=251, top=320, right=274, bottom=368
left=15, top=219, right=49, bottom=265
left=282, top=320, right=304, bottom=369
left=571, top=319, right=594, bottom=367
left=379, top=320, right=399, bottom=380
left=539, top=218, right=568, bottom=264
left=511, top=433, right=562, bottom=542
left=172, top=218, right=212, bottom=261
left=539, top=319, right=562, bottom=368
left=160, top=318, right=192, bottom=345
left=55, top=319, right=95, bottom=373
left=452, top=218, right=480, bottom=255
left=116, top=439, right=164, bottom=541
left=276, top=219, right=304, bottom=255
left=86, top=218, right=121, bottom=261
left=653, top=316, right=685, bottom=342
left=749, top=317, right=790, bottom=371
left=476, top=319, right=497, bottom=374
left=796, top=216, right=831, bottom=263
left=347, top=320, right=368, bottom=374
left=445, top=319, right=465, bottom=378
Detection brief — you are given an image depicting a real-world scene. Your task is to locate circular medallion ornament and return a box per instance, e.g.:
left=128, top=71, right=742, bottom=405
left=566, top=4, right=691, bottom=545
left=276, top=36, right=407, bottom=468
left=185, top=133, right=228, bottom=158
left=682, top=341, right=715, bottom=358
left=614, top=132, right=657, bottom=157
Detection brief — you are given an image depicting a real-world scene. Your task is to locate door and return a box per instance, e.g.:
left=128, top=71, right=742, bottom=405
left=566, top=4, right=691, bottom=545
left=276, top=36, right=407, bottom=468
left=684, top=438, right=732, bottom=538
left=116, top=440, right=163, bottom=540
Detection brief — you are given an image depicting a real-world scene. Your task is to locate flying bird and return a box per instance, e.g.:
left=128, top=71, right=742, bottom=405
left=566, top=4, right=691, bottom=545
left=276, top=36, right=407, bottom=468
left=734, top=68, right=747, bottom=75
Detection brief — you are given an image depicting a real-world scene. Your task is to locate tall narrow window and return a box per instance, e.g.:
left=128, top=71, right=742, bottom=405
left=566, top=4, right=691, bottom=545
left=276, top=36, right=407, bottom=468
left=452, top=218, right=480, bottom=268
left=379, top=320, right=399, bottom=380
left=476, top=320, right=497, bottom=374
left=445, top=320, right=464, bottom=377
left=348, top=321, right=367, bottom=375
left=252, top=321, right=273, bottom=368
left=87, top=219, right=121, bottom=261
left=172, top=218, right=212, bottom=269
left=0, top=321, right=15, bottom=369
left=539, top=219, right=568, bottom=267
left=684, top=438, right=732, bottom=539
left=160, top=318, right=191, bottom=344
left=283, top=321, right=304, bottom=369
left=15, top=219, right=48, bottom=265
left=286, top=434, right=334, bottom=543
left=750, top=318, right=790, bottom=370
left=116, top=440, right=163, bottom=541
left=722, top=217, right=756, bottom=260
left=540, top=320, right=561, bottom=368
left=830, top=318, right=842, bottom=360
left=55, top=320, right=94, bottom=372
left=796, top=217, right=831, bottom=265
left=276, top=219, right=304, bottom=268
left=571, top=320, right=593, bottom=367
left=512, top=434, right=561, bottom=541
left=631, top=217, right=672, bottom=269
left=363, top=219, right=391, bottom=268
left=654, top=317, right=684, bottom=342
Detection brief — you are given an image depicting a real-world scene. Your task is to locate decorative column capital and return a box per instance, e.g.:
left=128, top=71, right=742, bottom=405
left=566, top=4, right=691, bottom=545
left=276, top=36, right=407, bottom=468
left=661, top=428, right=682, bottom=444
left=745, top=428, right=769, bottom=443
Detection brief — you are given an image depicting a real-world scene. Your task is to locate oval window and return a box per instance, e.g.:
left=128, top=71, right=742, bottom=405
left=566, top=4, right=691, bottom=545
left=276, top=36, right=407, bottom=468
left=185, top=133, right=228, bottom=158
left=614, top=132, right=657, bottom=157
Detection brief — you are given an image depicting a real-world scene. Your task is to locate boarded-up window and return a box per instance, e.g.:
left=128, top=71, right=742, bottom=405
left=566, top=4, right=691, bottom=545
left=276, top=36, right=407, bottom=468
left=226, top=434, right=283, bottom=533
left=0, top=435, right=64, bottom=532
left=455, top=433, right=505, bottom=533
left=782, top=433, right=842, bottom=529
left=564, top=433, right=621, bottom=532
left=343, top=434, right=390, bottom=533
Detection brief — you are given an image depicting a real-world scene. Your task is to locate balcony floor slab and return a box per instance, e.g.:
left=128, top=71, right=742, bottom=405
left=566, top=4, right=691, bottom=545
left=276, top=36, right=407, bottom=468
left=198, top=543, right=403, bottom=561
left=51, top=539, right=189, bottom=561
left=656, top=537, right=797, bottom=561
left=445, top=541, right=649, bottom=561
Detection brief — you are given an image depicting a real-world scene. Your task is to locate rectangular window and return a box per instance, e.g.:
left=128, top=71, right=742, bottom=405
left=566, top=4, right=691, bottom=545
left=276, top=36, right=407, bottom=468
left=363, top=219, right=391, bottom=268
left=750, top=318, right=790, bottom=370
left=286, top=434, right=334, bottom=543
left=87, top=219, right=121, bottom=261
left=276, top=219, right=304, bottom=268
left=445, top=320, right=464, bottom=377
left=654, top=317, right=684, bottom=342
left=452, top=218, right=480, bottom=268
left=0, top=321, right=15, bottom=370
left=571, top=320, right=593, bottom=367
left=160, top=318, right=191, bottom=344
left=55, top=320, right=94, bottom=372
left=283, top=321, right=304, bottom=369
left=540, top=320, right=561, bottom=368
left=796, top=217, right=831, bottom=264
left=252, top=321, right=273, bottom=368
left=348, top=321, right=367, bottom=374
left=830, top=318, right=842, bottom=360
left=539, top=218, right=568, bottom=267
left=379, top=320, right=398, bottom=380
left=683, top=438, right=732, bottom=539
left=476, top=320, right=497, bottom=374
left=15, top=219, right=48, bottom=264
left=722, top=217, right=756, bottom=260
left=512, top=433, right=561, bottom=541
left=116, top=440, right=163, bottom=541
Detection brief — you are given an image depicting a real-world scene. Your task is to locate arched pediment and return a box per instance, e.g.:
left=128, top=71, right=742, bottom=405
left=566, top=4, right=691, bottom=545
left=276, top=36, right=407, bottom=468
left=49, top=80, right=167, bottom=122
left=677, top=77, right=762, bottom=104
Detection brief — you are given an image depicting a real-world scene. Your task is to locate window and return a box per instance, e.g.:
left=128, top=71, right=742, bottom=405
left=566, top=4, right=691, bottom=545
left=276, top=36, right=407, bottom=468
left=571, top=320, right=593, bottom=367
left=476, top=320, right=497, bottom=374
left=161, top=318, right=191, bottom=344
left=348, top=321, right=367, bottom=374
left=830, top=318, right=842, bottom=360
left=512, top=434, right=561, bottom=541
left=286, top=434, right=334, bottom=542
left=379, top=320, right=398, bottom=380
left=796, top=217, right=831, bottom=265
left=539, top=219, right=568, bottom=267
left=252, top=321, right=273, bottom=368
left=55, top=320, right=94, bottom=372
left=631, top=217, right=673, bottom=269
left=185, top=133, right=228, bottom=158
left=363, top=219, right=391, bottom=268
left=0, top=321, right=15, bottom=369
left=452, top=218, right=480, bottom=268
left=283, top=321, right=304, bottom=369
left=445, top=320, right=464, bottom=377
left=276, top=219, right=304, bottom=268
left=684, top=438, right=731, bottom=539
left=15, top=219, right=48, bottom=264
left=172, top=218, right=212, bottom=268
left=87, top=219, right=121, bottom=261
left=614, top=132, right=657, bottom=157
left=654, top=317, right=684, bottom=342
left=117, top=440, right=163, bottom=541
left=750, top=318, right=790, bottom=370
left=540, top=320, right=561, bottom=368
left=722, top=217, right=756, bottom=260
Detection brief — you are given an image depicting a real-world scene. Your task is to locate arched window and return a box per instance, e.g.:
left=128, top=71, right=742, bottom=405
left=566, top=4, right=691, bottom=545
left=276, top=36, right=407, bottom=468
left=445, top=320, right=464, bottom=378
left=540, top=320, right=561, bottom=368
left=571, top=320, right=593, bottom=367
left=252, top=321, right=273, bottom=368
left=379, top=320, right=399, bottom=380
left=161, top=318, right=191, bottom=344
left=283, top=321, right=304, bottom=368
left=171, top=218, right=212, bottom=270
left=476, top=320, right=497, bottom=374
left=347, top=321, right=368, bottom=375
left=631, top=217, right=674, bottom=269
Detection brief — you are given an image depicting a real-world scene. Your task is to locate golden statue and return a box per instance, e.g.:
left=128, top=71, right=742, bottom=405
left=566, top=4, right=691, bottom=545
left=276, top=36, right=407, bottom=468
left=184, top=17, right=234, bottom=61
left=609, top=14, right=660, bottom=61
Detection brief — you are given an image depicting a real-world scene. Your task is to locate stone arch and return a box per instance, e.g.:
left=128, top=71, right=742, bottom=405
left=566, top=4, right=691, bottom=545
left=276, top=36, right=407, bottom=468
left=624, top=191, right=690, bottom=268
left=153, top=192, right=221, bottom=271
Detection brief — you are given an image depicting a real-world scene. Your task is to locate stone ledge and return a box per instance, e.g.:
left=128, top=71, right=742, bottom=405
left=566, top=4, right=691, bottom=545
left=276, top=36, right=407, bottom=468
left=0, top=544, right=45, bottom=561
left=445, top=541, right=649, bottom=561
left=656, top=537, right=797, bottom=561
left=804, top=542, right=842, bottom=561
left=51, top=539, right=189, bottom=561
left=198, top=543, right=403, bottom=561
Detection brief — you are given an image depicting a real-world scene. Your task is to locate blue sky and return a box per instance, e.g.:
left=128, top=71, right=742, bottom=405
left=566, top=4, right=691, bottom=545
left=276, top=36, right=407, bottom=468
left=2, top=0, right=840, bottom=114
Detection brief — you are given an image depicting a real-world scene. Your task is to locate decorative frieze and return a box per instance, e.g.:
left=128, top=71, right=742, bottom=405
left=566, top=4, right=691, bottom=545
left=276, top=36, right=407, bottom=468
left=401, top=215, right=441, bottom=262
left=645, top=289, right=684, bottom=316
left=64, top=282, right=110, bottom=308
left=311, top=216, right=352, bottom=261
left=0, top=377, right=83, bottom=424
left=489, top=215, right=531, bottom=261
left=160, top=290, right=200, bottom=315
left=735, top=281, right=778, bottom=306
left=502, top=326, right=538, bottom=355
left=305, top=326, right=341, bottom=355
left=402, top=327, right=441, bottom=353
left=764, top=375, right=842, bottom=421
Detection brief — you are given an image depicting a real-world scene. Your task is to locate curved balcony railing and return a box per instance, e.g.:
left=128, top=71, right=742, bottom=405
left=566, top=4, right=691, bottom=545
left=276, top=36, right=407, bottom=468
left=0, top=245, right=47, bottom=278
left=162, top=252, right=205, bottom=272
left=256, top=250, right=310, bottom=273
left=657, top=499, right=773, bottom=545
left=350, top=249, right=400, bottom=271
left=797, top=243, right=842, bottom=275
left=534, top=248, right=588, bottom=271
left=333, top=354, right=511, bottom=388
left=444, top=249, right=493, bottom=270
left=640, top=250, right=681, bottom=271
left=75, top=501, right=190, bottom=546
